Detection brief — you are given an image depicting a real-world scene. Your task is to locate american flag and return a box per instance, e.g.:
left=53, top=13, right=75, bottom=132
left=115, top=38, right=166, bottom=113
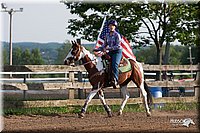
left=95, top=18, right=136, bottom=61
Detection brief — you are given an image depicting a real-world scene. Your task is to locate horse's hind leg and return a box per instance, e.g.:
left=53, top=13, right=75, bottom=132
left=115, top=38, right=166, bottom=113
left=78, top=89, right=99, bottom=118
left=139, top=82, right=151, bottom=117
left=118, top=85, right=130, bottom=115
left=98, top=90, right=112, bottom=117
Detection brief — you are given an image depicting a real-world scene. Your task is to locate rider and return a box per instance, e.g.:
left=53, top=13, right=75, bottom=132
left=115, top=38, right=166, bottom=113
left=96, top=19, right=123, bottom=88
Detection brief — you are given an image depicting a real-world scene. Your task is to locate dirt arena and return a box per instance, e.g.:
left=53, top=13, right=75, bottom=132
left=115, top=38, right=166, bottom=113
left=2, top=110, right=199, bottom=133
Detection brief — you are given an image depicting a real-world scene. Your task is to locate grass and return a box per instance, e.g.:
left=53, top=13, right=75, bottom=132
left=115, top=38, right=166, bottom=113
left=3, top=102, right=198, bottom=116
left=159, top=102, right=198, bottom=111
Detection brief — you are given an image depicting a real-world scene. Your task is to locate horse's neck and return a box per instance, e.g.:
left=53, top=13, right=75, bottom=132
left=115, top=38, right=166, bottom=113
left=81, top=47, right=103, bottom=76
left=81, top=47, right=95, bottom=62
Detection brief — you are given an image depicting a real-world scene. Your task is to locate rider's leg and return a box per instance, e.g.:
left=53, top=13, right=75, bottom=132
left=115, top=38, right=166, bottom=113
left=109, top=49, right=122, bottom=86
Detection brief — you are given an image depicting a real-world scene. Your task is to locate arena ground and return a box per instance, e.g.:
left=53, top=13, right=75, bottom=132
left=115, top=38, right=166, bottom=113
left=2, top=110, right=199, bottom=133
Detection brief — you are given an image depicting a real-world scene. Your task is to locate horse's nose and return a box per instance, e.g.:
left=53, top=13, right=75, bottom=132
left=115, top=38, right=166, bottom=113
left=70, top=62, right=75, bottom=67
left=64, top=58, right=75, bottom=65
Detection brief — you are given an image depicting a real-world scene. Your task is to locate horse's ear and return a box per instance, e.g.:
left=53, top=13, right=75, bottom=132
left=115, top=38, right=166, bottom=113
left=71, top=40, right=75, bottom=46
left=74, top=40, right=79, bottom=46
left=75, top=40, right=81, bottom=46
left=71, top=40, right=78, bottom=46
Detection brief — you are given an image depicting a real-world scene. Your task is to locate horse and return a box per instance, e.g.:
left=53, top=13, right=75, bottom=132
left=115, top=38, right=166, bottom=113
left=64, top=40, right=152, bottom=118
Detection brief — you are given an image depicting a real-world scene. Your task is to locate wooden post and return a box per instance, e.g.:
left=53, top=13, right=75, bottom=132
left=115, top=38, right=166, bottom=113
left=23, top=90, right=27, bottom=100
left=195, top=71, right=200, bottom=100
left=65, top=72, right=68, bottom=82
left=23, top=74, right=27, bottom=83
left=78, top=71, right=84, bottom=99
left=68, top=71, right=75, bottom=99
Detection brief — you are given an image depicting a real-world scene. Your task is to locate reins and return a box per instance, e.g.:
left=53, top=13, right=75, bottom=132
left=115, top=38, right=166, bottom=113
left=81, top=59, right=97, bottom=66
left=71, top=46, right=100, bottom=86
left=70, top=58, right=97, bottom=67
left=74, top=46, right=98, bottom=66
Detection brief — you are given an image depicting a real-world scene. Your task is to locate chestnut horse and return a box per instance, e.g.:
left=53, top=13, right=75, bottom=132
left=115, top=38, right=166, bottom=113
left=64, top=41, right=152, bottom=118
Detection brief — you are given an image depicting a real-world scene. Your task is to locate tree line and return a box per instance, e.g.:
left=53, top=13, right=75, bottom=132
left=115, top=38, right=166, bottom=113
left=3, top=47, right=44, bottom=65
left=134, top=45, right=198, bottom=65
left=2, top=42, right=198, bottom=66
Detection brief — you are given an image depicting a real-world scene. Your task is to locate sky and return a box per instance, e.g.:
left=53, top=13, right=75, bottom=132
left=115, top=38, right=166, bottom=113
left=0, top=0, right=89, bottom=43
left=0, top=0, right=195, bottom=44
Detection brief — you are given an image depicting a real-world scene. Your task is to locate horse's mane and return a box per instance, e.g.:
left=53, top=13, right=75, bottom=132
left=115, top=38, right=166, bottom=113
left=81, top=46, right=104, bottom=71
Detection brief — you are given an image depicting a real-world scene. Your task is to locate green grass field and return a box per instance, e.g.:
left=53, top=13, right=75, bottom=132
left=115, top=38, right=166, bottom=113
left=3, top=102, right=198, bottom=116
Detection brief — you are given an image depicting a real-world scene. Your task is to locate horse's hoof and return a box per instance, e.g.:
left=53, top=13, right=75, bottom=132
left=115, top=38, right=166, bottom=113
left=146, top=112, right=151, bottom=117
left=107, top=111, right=113, bottom=117
left=117, top=111, right=122, bottom=116
left=78, top=112, right=85, bottom=118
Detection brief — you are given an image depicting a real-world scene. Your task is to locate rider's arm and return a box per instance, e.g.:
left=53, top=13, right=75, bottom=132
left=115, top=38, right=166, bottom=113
left=97, top=36, right=108, bottom=51
left=107, top=32, right=122, bottom=51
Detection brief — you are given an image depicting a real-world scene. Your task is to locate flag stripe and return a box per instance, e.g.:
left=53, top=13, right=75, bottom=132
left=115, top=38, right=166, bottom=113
left=122, top=36, right=134, bottom=56
left=121, top=40, right=136, bottom=60
left=121, top=37, right=136, bottom=58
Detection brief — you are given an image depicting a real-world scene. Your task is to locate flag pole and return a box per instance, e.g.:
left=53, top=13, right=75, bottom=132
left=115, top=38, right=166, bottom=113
left=96, top=8, right=111, bottom=45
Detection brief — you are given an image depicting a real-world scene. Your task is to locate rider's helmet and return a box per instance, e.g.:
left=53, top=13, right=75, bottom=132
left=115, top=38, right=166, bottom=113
left=108, top=20, right=118, bottom=27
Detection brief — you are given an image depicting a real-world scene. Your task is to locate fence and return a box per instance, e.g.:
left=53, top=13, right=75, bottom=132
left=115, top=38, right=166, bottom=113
left=1, top=64, right=200, bottom=108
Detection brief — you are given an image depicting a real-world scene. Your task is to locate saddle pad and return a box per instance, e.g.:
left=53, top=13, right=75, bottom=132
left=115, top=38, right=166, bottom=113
left=119, top=58, right=132, bottom=73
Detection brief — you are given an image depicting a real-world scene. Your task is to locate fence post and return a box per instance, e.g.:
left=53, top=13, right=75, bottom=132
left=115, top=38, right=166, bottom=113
left=23, top=90, right=27, bottom=100
left=195, top=71, right=200, bottom=100
left=23, top=74, right=27, bottom=83
left=65, top=72, right=68, bottom=82
left=78, top=71, right=84, bottom=99
left=68, top=71, right=75, bottom=99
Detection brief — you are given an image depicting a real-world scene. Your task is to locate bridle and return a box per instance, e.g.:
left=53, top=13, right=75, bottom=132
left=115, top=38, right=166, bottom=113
left=70, top=45, right=97, bottom=66
left=67, top=43, right=105, bottom=89
left=72, top=45, right=83, bottom=61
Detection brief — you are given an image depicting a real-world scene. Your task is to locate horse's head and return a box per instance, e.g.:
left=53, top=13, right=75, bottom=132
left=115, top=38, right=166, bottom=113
left=64, top=40, right=83, bottom=65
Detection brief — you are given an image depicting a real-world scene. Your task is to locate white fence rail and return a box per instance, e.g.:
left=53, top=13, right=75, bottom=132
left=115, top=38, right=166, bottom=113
left=1, top=64, right=199, bottom=108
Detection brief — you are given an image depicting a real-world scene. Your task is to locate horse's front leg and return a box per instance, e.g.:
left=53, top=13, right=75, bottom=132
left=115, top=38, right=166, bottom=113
left=78, top=88, right=99, bottom=118
left=118, top=85, right=130, bottom=115
left=98, top=89, right=112, bottom=117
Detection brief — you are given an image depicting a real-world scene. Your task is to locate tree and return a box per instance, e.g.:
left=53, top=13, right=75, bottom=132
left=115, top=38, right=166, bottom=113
left=64, top=2, right=142, bottom=42
left=135, top=45, right=197, bottom=65
left=168, top=45, right=183, bottom=65
left=64, top=2, right=198, bottom=45
left=31, top=48, right=44, bottom=65
left=135, top=46, right=157, bottom=64
left=13, top=47, right=22, bottom=65
left=3, top=49, right=8, bottom=65
left=21, top=49, right=32, bottom=65
left=64, top=1, right=199, bottom=79
left=55, top=40, right=72, bottom=64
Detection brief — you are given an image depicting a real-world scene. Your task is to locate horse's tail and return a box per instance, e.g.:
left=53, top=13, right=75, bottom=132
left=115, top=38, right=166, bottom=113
left=144, top=81, right=153, bottom=107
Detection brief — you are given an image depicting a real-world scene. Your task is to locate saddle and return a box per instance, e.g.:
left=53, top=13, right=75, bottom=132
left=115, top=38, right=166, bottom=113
left=102, top=54, right=132, bottom=74
left=118, top=57, right=132, bottom=73
left=101, top=54, right=132, bottom=88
